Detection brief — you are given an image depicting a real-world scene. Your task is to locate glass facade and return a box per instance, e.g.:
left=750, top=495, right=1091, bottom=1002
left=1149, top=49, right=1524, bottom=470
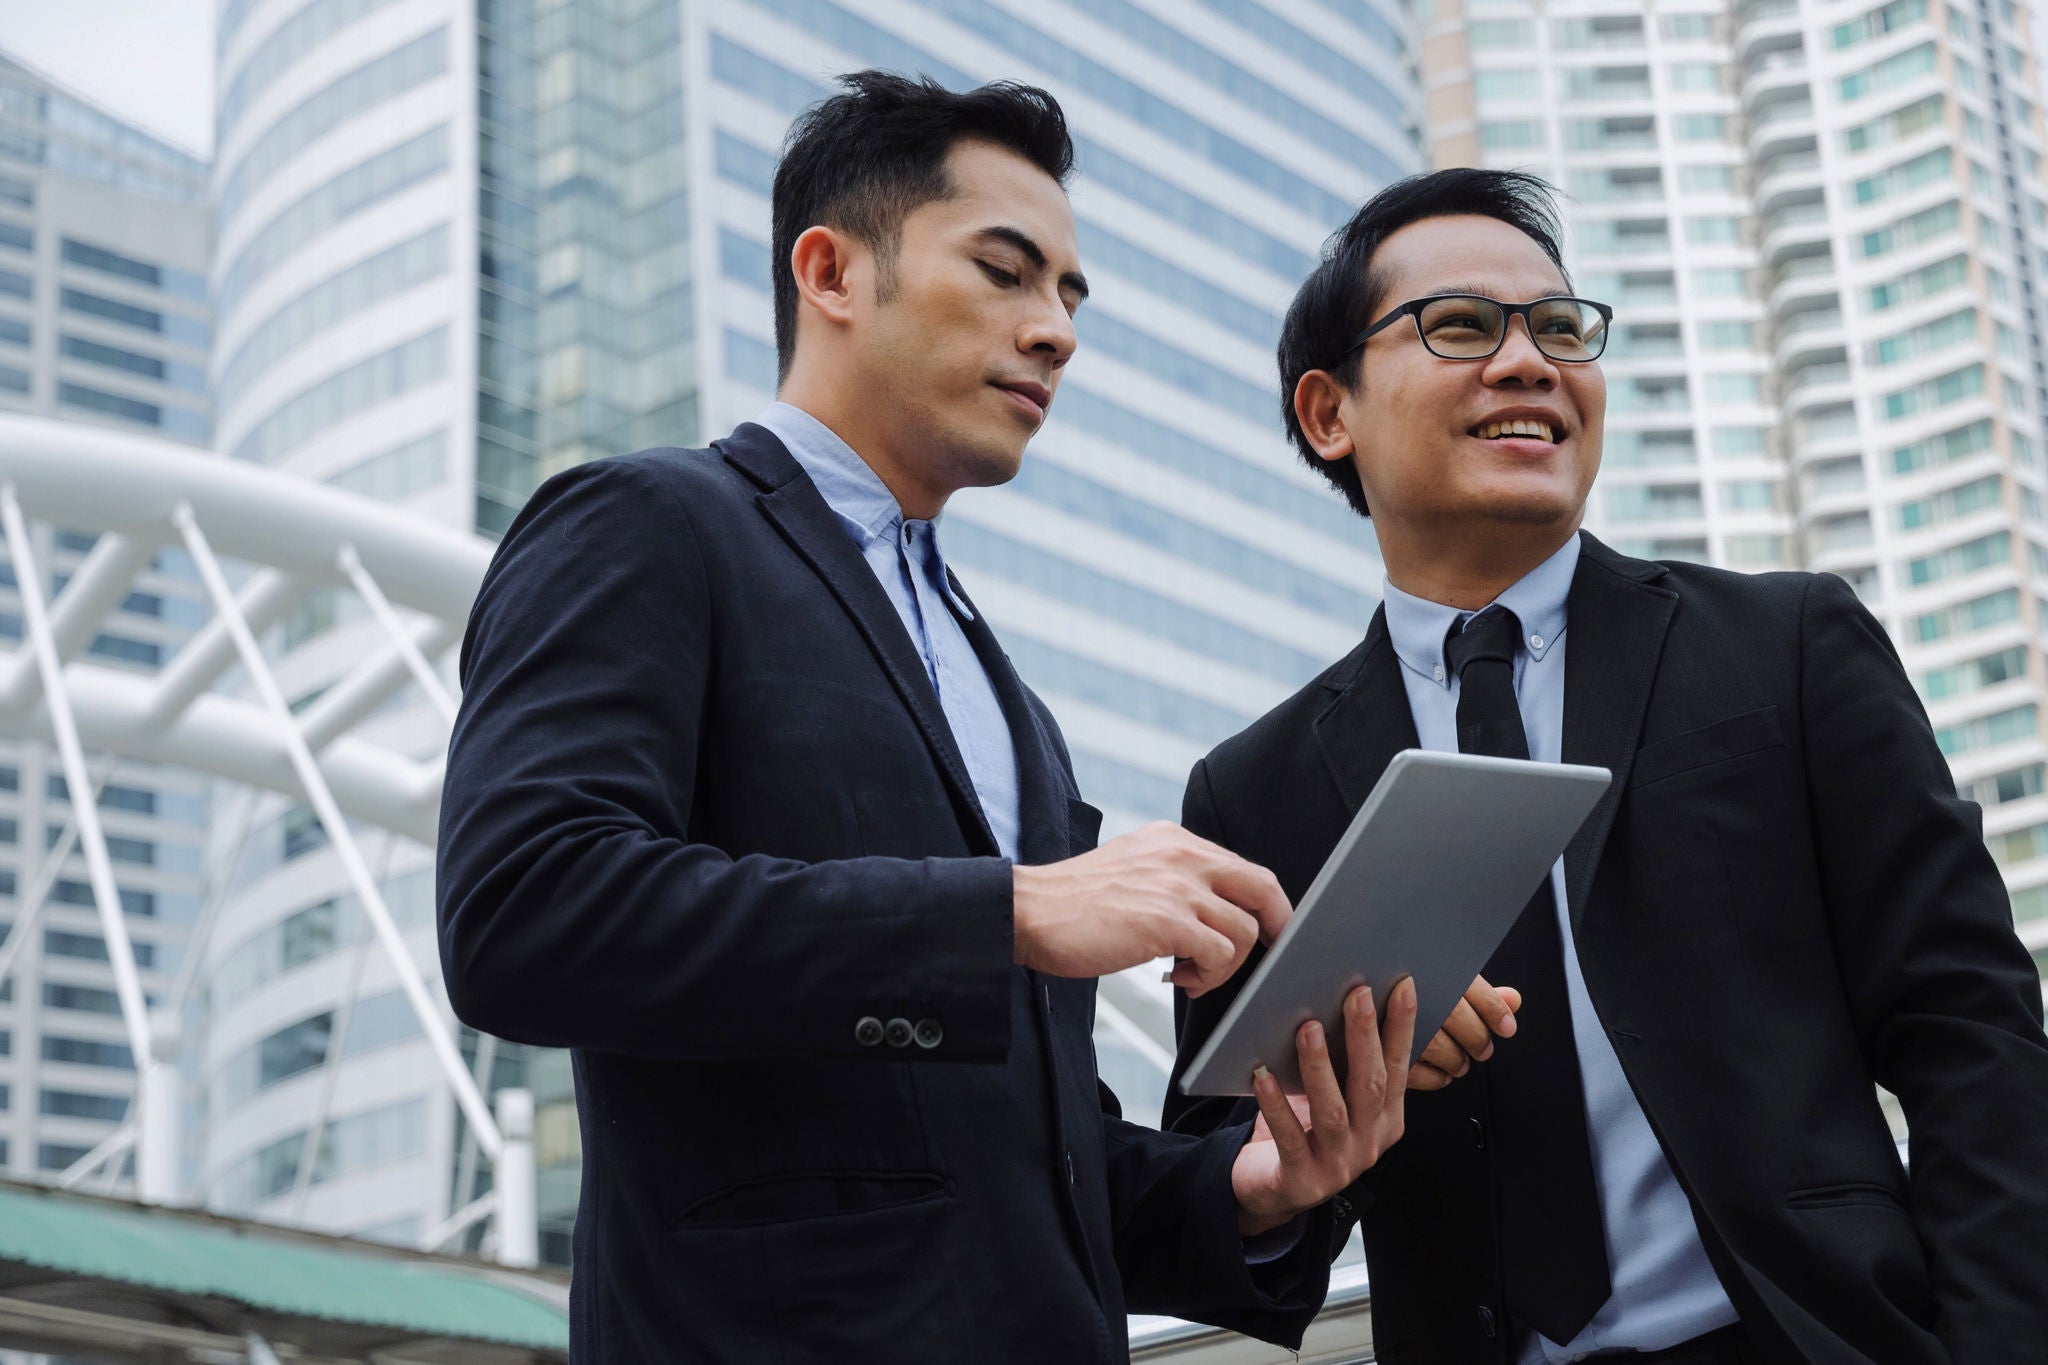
left=471, top=0, right=696, bottom=535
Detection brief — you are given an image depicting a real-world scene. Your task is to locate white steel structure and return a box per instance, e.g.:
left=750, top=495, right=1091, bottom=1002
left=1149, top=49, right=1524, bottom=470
left=0, top=409, right=540, bottom=1266
left=0, top=49, right=217, bottom=1198
left=205, top=0, right=1426, bottom=1267
left=1425, top=0, right=2048, bottom=968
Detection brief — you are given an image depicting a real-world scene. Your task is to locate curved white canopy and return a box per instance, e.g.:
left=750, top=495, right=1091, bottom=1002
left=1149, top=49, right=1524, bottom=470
left=0, top=412, right=490, bottom=842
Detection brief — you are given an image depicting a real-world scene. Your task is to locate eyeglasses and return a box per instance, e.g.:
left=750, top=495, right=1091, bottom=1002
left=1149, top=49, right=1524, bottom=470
left=1349, top=294, right=1613, bottom=363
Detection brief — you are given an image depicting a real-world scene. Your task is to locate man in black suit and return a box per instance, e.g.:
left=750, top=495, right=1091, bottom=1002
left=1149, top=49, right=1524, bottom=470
left=1167, top=168, right=2048, bottom=1364
left=436, top=73, right=1482, bottom=1363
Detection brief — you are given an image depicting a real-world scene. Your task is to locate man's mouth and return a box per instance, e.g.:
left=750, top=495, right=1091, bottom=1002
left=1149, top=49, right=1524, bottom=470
left=994, top=380, right=1051, bottom=422
left=1472, top=417, right=1561, bottom=443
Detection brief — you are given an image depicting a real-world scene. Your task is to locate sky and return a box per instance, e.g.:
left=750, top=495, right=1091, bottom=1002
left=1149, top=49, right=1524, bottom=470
left=1, top=0, right=216, bottom=158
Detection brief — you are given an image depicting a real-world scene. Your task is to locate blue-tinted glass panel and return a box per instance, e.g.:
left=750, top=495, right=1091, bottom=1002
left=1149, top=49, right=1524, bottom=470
left=725, top=328, right=778, bottom=390
left=218, top=225, right=449, bottom=412
left=218, top=27, right=449, bottom=223
left=714, top=131, right=778, bottom=195
left=60, top=238, right=206, bottom=300
left=219, top=124, right=450, bottom=317
left=219, top=0, right=408, bottom=138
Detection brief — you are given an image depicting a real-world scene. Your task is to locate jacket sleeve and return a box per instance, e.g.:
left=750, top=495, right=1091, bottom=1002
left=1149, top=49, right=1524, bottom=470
left=436, top=456, right=1015, bottom=1063
left=1099, top=1081, right=1334, bottom=1346
left=1799, top=571, right=2048, bottom=1360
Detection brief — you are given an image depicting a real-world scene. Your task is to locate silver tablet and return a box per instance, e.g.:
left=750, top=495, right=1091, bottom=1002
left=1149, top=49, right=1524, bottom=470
left=1177, top=749, right=1611, bottom=1097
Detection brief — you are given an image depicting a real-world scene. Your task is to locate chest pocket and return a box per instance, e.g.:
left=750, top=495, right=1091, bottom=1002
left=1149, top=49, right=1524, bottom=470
left=1629, top=704, right=1783, bottom=790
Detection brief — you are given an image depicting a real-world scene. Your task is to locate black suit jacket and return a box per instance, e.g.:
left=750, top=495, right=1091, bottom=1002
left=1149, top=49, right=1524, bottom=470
left=1166, top=535, right=2048, bottom=1365
left=437, top=424, right=1333, bottom=1363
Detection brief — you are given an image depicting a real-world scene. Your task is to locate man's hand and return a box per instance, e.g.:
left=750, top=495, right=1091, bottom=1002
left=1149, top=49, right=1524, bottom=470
left=1231, top=977, right=1419, bottom=1236
left=1411, top=976, right=1522, bottom=1091
left=1013, top=822, right=1291, bottom=996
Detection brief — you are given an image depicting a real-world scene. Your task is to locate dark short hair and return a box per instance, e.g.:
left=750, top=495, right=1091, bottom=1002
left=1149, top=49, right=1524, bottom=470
left=1277, top=169, right=1570, bottom=517
left=771, top=70, right=1075, bottom=381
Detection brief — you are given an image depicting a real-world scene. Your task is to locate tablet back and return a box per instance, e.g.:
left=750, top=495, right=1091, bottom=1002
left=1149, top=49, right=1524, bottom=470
left=1177, top=749, right=1611, bottom=1096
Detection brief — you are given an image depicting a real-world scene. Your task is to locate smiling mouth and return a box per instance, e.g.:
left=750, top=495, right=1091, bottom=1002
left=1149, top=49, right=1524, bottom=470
left=1472, top=418, right=1562, bottom=443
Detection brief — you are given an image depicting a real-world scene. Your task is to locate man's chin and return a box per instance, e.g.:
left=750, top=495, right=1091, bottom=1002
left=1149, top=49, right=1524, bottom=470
left=1464, top=485, right=1587, bottom=527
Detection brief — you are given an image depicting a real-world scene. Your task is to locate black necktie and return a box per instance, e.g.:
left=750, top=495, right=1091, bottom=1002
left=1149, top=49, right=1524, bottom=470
left=1444, top=607, right=1612, bottom=1345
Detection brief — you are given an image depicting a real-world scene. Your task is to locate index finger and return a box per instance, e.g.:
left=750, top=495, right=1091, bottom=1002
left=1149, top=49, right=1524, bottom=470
left=1205, top=855, right=1292, bottom=945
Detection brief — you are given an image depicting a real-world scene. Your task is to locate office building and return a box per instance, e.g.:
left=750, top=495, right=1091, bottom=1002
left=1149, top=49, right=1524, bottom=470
left=1424, top=0, right=2048, bottom=968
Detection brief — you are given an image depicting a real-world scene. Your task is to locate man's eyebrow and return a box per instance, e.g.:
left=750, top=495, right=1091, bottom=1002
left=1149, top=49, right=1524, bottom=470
left=1423, top=283, right=1566, bottom=299
left=978, top=225, right=1090, bottom=301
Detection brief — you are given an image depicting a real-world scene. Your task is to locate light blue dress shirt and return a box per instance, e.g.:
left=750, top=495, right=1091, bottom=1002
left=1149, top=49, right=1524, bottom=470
left=1380, top=532, right=1739, bottom=1362
left=752, top=403, right=1022, bottom=863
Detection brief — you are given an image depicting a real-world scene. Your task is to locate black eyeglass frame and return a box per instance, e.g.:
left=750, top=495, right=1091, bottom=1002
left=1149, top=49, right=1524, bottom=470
left=1347, top=293, right=1615, bottom=363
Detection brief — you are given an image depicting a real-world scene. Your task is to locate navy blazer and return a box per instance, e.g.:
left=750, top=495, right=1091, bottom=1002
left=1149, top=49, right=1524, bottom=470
left=437, top=424, right=1334, bottom=1363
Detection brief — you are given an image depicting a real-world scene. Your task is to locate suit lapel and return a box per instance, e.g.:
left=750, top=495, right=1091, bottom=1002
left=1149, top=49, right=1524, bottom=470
left=720, top=425, right=998, bottom=856
left=951, top=570, right=1070, bottom=868
left=1559, top=534, right=1678, bottom=930
left=1313, top=607, right=1422, bottom=816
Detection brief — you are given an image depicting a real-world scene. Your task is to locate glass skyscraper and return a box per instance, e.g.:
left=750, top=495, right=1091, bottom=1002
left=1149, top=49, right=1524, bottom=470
left=0, top=51, right=214, bottom=1198
left=203, top=0, right=1419, bottom=1265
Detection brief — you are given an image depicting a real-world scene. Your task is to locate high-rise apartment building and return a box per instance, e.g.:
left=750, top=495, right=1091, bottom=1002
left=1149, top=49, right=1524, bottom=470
left=205, top=0, right=1418, bottom=1263
left=0, top=52, right=214, bottom=1188
left=1424, top=0, right=2048, bottom=973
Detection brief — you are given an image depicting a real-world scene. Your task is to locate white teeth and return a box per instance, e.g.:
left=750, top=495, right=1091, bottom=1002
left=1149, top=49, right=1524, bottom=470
left=1478, top=419, right=1557, bottom=441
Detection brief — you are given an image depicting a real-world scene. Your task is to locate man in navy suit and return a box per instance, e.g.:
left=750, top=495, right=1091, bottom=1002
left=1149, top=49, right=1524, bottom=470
left=437, top=73, right=1509, bottom=1363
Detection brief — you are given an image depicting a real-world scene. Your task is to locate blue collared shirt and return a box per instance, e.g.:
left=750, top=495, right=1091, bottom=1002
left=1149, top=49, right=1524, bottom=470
left=752, top=402, right=1021, bottom=864
left=1380, top=532, right=1740, bottom=1362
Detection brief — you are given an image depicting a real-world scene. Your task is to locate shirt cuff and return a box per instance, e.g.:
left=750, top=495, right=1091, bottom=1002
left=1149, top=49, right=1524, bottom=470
left=1242, top=1210, right=1311, bottom=1265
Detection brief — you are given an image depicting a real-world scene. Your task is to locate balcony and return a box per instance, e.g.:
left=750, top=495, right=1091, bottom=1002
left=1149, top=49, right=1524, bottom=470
left=1734, top=4, right=1804, bottom=65
left=1756, top=149, right=1824, bottom=211
left=1762, top=199, right=1831, bottom=265
left=1808, top=510, right=1876, bottom=556
left=1802, top=456, right=1871, bottom=510
left=1743, top=51, right=1811, bottom=109
left=1793, top=404, right=1864, bottom=455
left=1785, top=359, right=1852, bottom=392
left=1776, top=310, right=1847, bottom=366
left=1769, top=256, right=1840, bottom=313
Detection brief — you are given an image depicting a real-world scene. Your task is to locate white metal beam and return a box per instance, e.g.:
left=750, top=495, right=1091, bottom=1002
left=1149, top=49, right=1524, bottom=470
left=0, top=757, right=116, bottom=993
left=296, top=619, right=458, bottom=755
left=146, top=567, right=299, bottom=723
left=1, top=487, right=152, bottom=1071
left=173, top=503, right=503, bottom=1161
left=337, top=542, right=457, bottom=725
left=0, top=412, right=490, bottom=621
left=0, top=531, right=154, bottom=710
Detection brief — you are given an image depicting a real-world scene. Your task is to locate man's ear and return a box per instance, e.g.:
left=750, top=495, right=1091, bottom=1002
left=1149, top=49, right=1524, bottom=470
left=1294, top=370, right=1357, bottom=464
left=789, top=225, right=862, bottom=329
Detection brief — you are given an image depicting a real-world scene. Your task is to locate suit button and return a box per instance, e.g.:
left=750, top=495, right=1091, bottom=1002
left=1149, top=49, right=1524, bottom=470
left=855, top=1016, right=884, bottom=1047
left=1332, top=1194, right=1353, bottom=1220
left=1477, top=1305, right=1496, bottom=1338
left=884, top=1017, right=914, bottom=1048
left=913, top=1018, right=943, bottom=1049
left=1470, top=1117, right=1486, bottom=1149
